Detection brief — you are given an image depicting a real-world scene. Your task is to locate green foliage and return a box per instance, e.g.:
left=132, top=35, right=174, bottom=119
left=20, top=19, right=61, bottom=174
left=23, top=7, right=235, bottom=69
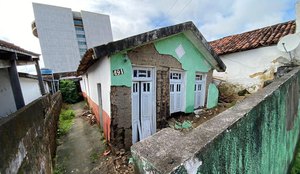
left=60, top=80, right=80, bottom=104
left=54, top=163, right=66, bottom=174
left=291, top=143, right=300, bottom=174
left=57, top=108, right=75, bottom=136
left=60, top=110, right=75, bottom=120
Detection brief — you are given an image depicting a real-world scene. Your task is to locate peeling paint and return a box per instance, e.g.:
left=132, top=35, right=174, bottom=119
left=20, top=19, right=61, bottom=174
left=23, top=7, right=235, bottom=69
left=184, top=157, right=202, bottom=174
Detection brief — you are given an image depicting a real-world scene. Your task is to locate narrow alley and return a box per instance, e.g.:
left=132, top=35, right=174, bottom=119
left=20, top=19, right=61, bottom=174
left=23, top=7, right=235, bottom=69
left=55, top=101, right=112, bottom=174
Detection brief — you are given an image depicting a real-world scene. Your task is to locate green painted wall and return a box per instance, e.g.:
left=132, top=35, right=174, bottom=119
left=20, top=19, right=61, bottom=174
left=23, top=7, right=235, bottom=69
left=110, top=53, right=132, bottom=87
left=207, top=83, right=219, bottom=109
left=194, top=77, right=300, bottom=173
left=154, top=33, right=213, bottom=113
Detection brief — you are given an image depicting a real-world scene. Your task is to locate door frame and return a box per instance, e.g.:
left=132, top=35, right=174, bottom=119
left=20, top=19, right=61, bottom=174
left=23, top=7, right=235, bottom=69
left=194, top=72, right=207, bottom=109
left=131, top=66, right=156, bottom=143
left=97, top=83, right=103, bottom=128
left=169, top=69, right=186, bottom=113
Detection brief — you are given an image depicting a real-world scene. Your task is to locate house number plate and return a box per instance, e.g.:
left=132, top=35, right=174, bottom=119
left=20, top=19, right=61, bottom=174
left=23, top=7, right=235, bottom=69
left=113, top=69, right=124, bottom=76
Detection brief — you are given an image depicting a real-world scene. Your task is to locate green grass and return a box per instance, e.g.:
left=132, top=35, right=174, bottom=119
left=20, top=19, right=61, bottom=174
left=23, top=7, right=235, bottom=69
left=57, top=107, right=75, bottom=136
left=90, top=151, right=100, bottom=163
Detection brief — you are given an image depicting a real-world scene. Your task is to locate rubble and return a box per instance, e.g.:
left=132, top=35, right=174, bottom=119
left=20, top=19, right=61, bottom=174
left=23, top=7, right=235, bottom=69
left=81, top=110, right=97, bottom=125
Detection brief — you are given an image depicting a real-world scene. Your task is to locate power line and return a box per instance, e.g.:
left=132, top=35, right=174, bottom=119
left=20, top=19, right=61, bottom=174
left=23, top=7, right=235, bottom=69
left=174, top=0, right=193, bottom=19
left=155, top=0, right=179, bottom=28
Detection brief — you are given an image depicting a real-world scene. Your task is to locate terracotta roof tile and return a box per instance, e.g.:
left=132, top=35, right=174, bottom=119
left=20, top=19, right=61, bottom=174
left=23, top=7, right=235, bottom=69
left=0, top=39, right=39, bottom=56
left=209, top=20, right=296, bottom=55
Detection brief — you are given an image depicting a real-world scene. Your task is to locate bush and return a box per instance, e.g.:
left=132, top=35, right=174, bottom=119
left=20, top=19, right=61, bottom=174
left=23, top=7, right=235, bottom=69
left=60, top=80, right=80, bottom=103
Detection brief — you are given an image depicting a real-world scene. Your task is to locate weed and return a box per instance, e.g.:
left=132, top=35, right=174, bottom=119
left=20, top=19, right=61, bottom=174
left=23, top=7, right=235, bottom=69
left=90, top=152, right=99, bottom=163
left=57, top=108, right=75, bottom=136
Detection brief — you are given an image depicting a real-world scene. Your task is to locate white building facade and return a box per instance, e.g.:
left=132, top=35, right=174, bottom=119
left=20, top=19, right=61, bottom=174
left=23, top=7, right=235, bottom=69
left=32, top=3, right=113, bottom=73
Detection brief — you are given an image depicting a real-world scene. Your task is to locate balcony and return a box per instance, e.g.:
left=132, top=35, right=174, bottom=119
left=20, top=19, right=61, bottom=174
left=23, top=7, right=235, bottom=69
left=31, top=21, right=38, bottom=37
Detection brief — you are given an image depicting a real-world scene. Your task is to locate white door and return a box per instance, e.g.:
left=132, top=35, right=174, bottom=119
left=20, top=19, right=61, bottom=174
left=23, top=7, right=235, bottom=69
left=170, top=72, right=184, bottom=113
left=132, top=82, right=141, bottom=143
left=131, top=68, right=155, bottom=143
left=140, top=82, right=152, bottom=139
left=194, top=73, right=206, bottom=109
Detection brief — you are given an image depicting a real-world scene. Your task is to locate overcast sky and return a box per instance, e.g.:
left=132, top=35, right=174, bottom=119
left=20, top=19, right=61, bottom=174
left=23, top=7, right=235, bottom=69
left=0, top=0, right=296, bottom=71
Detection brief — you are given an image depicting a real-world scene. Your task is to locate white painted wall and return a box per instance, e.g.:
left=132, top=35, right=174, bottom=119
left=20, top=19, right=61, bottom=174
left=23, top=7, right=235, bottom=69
left=79, top=78, right=86, bottom=94
left=0, top=68, right=17, bottom=117
left=81, top=11, right=113, bottom=48
left=83, top=56, right=111, bottom=116
left=19, top=77, right=42, bottom=105
left=33, top=3, right=81, bottom=73
left=213, top=46, right=290, bottom=89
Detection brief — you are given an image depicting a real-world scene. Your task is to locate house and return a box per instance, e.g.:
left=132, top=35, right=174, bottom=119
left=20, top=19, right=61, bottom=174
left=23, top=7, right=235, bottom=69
left=210, top=20, right=296, bottom=91
left=0, top=40, right=45, bottom=117
left=77, top=21, right=226, bottom=149
left=18, top=72, right=49, bottom=104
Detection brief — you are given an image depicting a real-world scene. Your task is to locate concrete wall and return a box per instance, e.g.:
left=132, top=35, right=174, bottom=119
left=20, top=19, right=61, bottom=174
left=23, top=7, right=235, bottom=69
left=132, top=67, right=300, bottom=173
left=0, top=68, right=16, bottom=117
left=0, top=92, right=62, bottom=174
left=81, top=11, right=113, bottom=48
left=19, top=77, right=42, bottom=105
left=33, top=3, right=82, bottom=73
left=213, top=46, right=288, bottom=89
left=81, top=56, right=111, bottom=141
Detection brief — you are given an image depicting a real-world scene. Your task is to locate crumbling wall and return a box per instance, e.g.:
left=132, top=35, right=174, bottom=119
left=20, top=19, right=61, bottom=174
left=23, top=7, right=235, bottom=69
left=0, top=92, right=62, bottom=174
left=109, top=44, right=183, bottom=150
left=110, top=86, right=132, bottom=150
left=131, top=67, right=300, bottom=173
left=128, top=44, right=182, bottom=127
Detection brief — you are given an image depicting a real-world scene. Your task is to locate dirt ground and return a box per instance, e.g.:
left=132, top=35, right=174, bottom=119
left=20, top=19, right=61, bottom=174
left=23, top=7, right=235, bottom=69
left=55, top=101, right=114, bottom=173
left=168, top=82, right=250, bottom=131
left=55, top=101, right=134, bottom=174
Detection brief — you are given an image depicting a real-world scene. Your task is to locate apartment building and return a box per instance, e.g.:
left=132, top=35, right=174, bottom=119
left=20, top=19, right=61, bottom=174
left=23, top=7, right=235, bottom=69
left=32, top=3, right=113, bottom=73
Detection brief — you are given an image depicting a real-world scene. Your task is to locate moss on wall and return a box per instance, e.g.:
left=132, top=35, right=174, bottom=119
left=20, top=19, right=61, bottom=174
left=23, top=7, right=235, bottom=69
left=196, top=75, right=300, bottom=173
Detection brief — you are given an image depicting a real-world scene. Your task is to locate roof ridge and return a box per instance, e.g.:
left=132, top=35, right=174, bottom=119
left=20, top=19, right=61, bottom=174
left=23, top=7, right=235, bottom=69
left=209, top=20, right=296, bottom=55
left=210, top=20, right=295, bottom=43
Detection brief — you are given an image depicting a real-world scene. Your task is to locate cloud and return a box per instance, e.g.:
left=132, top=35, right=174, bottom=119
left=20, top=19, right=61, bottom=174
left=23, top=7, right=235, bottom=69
left=0, top=0, right=295, bottom=62
left=86, top=0, right=295, bottom=41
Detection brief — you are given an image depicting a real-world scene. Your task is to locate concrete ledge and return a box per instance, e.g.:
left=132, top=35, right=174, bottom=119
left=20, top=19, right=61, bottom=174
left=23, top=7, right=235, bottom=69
left=131, top=67, right=300, bottom=173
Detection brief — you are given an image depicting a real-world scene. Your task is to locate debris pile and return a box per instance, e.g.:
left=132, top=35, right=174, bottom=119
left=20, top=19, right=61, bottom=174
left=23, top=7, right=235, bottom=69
left=81, top=110, right=97, bottom=125
left=113, top=149, right=134, bottom=174
left=218, top=82, right=250, bottom=108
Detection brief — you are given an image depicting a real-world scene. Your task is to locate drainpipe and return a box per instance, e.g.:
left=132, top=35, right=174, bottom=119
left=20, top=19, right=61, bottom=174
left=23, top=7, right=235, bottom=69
left=8, top=53, right=25, bottom=109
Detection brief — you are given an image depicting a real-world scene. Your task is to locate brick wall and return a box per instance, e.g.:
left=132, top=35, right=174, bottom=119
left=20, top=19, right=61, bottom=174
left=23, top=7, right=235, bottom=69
left=109, top=44, right=183, bottom=150
left=128, top=44, right=182, bottom=127
left=110, top=86, right=132, bottom=150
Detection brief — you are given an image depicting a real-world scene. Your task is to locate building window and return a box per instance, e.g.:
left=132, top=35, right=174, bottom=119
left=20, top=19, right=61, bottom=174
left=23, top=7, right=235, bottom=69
left=76, top=34, right=86, bottom=38
left=75, top=27, right=84, bottom=31
left=74, top=19, right=83, bottom=26
left=78, top=41, right=87, bottom=45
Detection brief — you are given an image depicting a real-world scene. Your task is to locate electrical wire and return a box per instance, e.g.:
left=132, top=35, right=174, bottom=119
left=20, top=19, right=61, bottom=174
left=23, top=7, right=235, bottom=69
left=155, top=0, right=179, bottom=28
